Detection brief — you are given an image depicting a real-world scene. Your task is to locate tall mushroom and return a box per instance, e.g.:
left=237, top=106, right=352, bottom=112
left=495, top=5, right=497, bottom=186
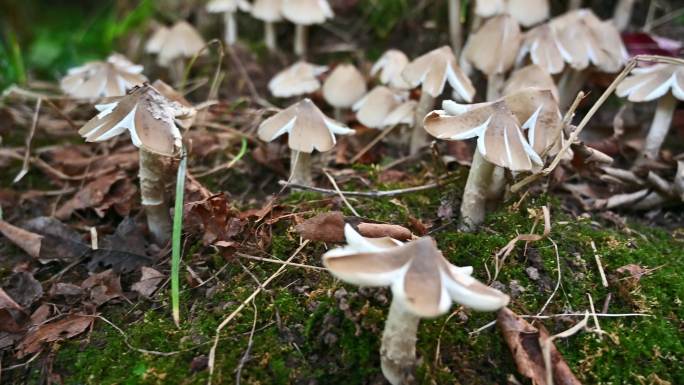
left=424, top=88, right=561, bottom=229
left=268, top=61, right=328, bottom=98
left=60, top=54, right=147, bottom=98
left=613, top=0, right=637, bottom=32
left=616, top=63, right=684, bottom=164
left=206, top=0, right=252, bottom=45
left=145, top=21, right=206, bottom=83
left=322, top=64, right=367, bottom=121
left=257, top=98, right=354, bottom=185
left=352, top=86, right=414, bottom=129
left=281, top=0, right=333, bottom=57
left=78, top=84, right=195, bottom=244
left=251, top=0, right=283, bottom=51
left=401, top=46, right=475, bottom=154
left=371, top=49, right=411, bottom=90
left=323, top=225, right=509, bottom=385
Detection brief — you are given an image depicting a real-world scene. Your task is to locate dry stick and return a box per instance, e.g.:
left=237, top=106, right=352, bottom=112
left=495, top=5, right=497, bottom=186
left=591, top=241, right=609, bottom=287
left=350, top=124, right=399, bottom=164
left=323, top=169, right=360, bottom=217
left=541, top=312, right=589, bottom=385
left=511, top=55, right=684, bottom=194
left=235, top=300, right=258, bottom=385
left=95, top=315, right=181, bottom=356
left=237, top=253, right=327, bottom=271
left=536, top=237, right=562, bottom=317
left=207, top=240, right=310, bottom=385
left=13, top=97, right=41, bottom=183
left=277, top=180, right=439, bottom=197
left=587, top=293, right=604, bottom=339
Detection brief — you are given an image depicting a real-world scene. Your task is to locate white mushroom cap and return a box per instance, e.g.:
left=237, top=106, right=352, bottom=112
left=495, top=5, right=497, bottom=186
left=268, top=61, right=328, bottom=98
left=146, top=21, right=206, bottom=67
left=352, top=86, right=408, bottom=129
left=145, top=26, right=170, bottom=54
left=206, top=0, right=251, bottom=13
left=507, top=0, right=549, bottom=27
left=474, top=0, right=505, bottom=19
left=257, top=98, right=354, bottom=153
left=401, top=46, right=475, bottom=101
left=281, top=0, right=334, bottom=25
left=616, top=64, right=684, bottom=102
left=371, top=49, right=411, bottom=89
left=504, top=64, right=559, bottom=101
left=252, top=0, right=283, bottom=21
left=322, top=64, right=367, bottom=108
left=60, top=54, right=147, bottom=98
left=464, top=14, right=522, bottom=76
left=78, top=84, right=191, bottom=157
left=323, top=225, right=510, bottom=318
left=383, top=100, right=417, bottom=127
left=517, top=24, right=565, bottom=75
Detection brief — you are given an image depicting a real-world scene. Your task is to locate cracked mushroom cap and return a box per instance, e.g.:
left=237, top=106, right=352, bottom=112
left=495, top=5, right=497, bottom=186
left=371, top=49, right=411, bottom=89
left=551, top=9, right=628, bottom=73
left=78, top=84, right=193, bottom=157
left=401, top=46, right=475, bottom=101
left=322, top=64, right=367, bottom=108
left=504, top=64, right=559, bottom=101
left=252, top=0, right=283, bottom=21
left=616, top=64, right=684, bottom=102
left=424, top=89, right=562, bottom=171
left=464, top=14, right=522, bottom=76
left=281, top=0, right=334, bottom=25
left=151, top=80, right=196, bottom=129
left=60, top=54, right=147, bottom=98
left=257, top=98, right=354, bottom=153
left=145, top=21, right=205, bottom=67
left=323, top=225, right=510, bottom=317
left=517, top=24, right=565, bottom=75
left=268, top=61, right=328, bottom=97
left=352, top=86, right=411, bottom=128
left=206, top=0, right=251, bottom=12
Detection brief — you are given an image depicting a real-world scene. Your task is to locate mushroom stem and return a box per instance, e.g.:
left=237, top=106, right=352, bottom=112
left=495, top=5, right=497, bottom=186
left=460, top=150, right=496, bottom=231
left=224, top=12, right=237, bottom=45
left=485, top=73, right=506, bottom=208
left=294, top=24, right=308, bottom=57
left=568, top=0, right=582, bottom=10
left=448, top=0, right=462, bottom=56
left=264, top=22, right=277, bottom=51
left=640, top=92, right=678, bottom=162
left=409, top=91, right=435, bottom=155
left=381, top=300, right=420, bottom=385
left=290, top=150, right=313, bottom=186
left=171, top=58, right=186, bottom=87
left=613, top=0, right=636, bottom=31
left=333, top=107, right=343, bottom=122
left=139, top=149, right=173, bottom=244
left=558, top=69, right=589, bottom=110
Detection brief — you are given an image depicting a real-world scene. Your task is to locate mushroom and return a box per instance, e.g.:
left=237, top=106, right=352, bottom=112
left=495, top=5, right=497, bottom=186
left=206, top=0, right=252, bottom=45
left=613, top=0, right=636, bottom=32
left=371, top=49, right=411, bottom=90
left=352, top=86, right=414, bottom=129
left=257, top=98, right=354, bottom=185
left=424, top=88, right=561, bottom=229
left=251, top=0, right=284, bottom=51
left=323, top=225, right=509, bottom=385
left=151, top=80, right=197, bottom=130
left=145, top=21, right=205, bottom=82
left=281, top=0, right=334, bottom=57
left=616, top=63, right=684, bottom=164
left=268, top=61, right=328, bottom=98
left=401, top=45, right=475, bottom=154
left=448, top=0, right=463, bottom=55
left=474, top=0, right=549, bottom=27
left=322, top=64, right=367, bottom=121
left=78, top=84, right=195, bottom=244
left=503, top=64, right=559, bottom=101
left=60, top=54, right=147, bottom=98
left=516, top=24, right=565, bottom=75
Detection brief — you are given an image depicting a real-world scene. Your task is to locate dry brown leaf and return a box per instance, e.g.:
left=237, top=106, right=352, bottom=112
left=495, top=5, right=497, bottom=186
left=295, top=211, right=413, bottom=242
left=55, top=172, right=133, bottom=219
left=81, top=269, right=123, bottom=306
left=131, top=267, right=165, bottom=298
left=17, top=314, right=93, bottom=358
left=0, top=219, right=43, bottom=259
left=185, top=194, right=244, bottom=246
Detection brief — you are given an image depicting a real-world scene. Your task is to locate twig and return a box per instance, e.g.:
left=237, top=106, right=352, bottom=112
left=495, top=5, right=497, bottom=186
left=237, top=253, right=326, bottom=271
left=235, top=300, right=258, bottom=385
left=277, top=180, right=439, bottom=197
left=536, top=237, right=561, bottom=317
left=541, top=312, right=589, bottom=385
left=193, top=137, right=249, bottom=178
left=13, top=98, right=41, bottom=183
left=95, top=315, right=181, bottom=356
left=350, top=124, right=399, bottom=164
left=469, top=311, right=652, bottom=334
left=591, top=241, right=609, bottom=287
left=322, top=169, right=360, bottom=217
left=587, top=293, right=604, bottom=339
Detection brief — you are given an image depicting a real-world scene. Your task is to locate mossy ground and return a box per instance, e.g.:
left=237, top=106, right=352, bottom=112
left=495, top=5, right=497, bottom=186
left=6, top=169, right=678, bottom=385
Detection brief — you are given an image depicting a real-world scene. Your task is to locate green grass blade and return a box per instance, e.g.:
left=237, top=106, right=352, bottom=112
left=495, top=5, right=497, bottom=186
left=171, top=148, right=187, bottom=326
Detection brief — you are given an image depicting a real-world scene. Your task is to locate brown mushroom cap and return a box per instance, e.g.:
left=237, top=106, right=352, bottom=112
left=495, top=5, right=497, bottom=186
left=504, top=64, right=559, bottom=101
left=322, top=64, right=367, bottom=108
left=251, top=0, right=283, bottom=21
left=371, top=49, right=411, bottom=89
left=616, top=64, right=684, bottom=102
left=257, top=98, right=354, bottom=153
left=206, top=0, right=251, bottom=13
left=60, top=54, right=147, bottom=98
left=517, top=24, right=565, bottom=75
left=464, top=14, right=522, bottom=76
left=146, top=21, right=206, bottom=67
left=352, top=86, right=406, bottom=128
left=151, top=80, right=196, bottom=129
left=281, top=0, right=333, bottom=25
left=401, top=46, right=475, bottom=101
left=268, top=61, right=328, bottom=97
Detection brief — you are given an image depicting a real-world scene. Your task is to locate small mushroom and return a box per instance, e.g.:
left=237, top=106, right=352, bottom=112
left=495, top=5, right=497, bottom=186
left=424, top=88, right=561, bottom=229
left=268, top=61, right=328, bottom=98
left=251, top=0, right=284, bottom=51
left=60, top=54, right=147, bottom=98
left=257, top=98, right=354, bottom=185
left=322, top=64, right=367, bottom=121
left=401, top=45, right=475, bottom=154
left=78, top=84, right=195, bottom=244
left=145, top=21, right=205, bottom=82
left=352, top=86, right=413, bottom=129
left=323, top=225, right=509, bottom=385
left=504, top=64, right=559, bottom=101
left=371, top=49, right=411, bottom=90
left=281, top=0, right=334, bottom=57
left=616, top=63, right=684, bottom=164
left=206, top=0, right=252, bottom=45
left=474, top=0, right=549, bottom=27
left=613, top=0, right=636, bottom=32
left=516, top=24, right=565, bottom=75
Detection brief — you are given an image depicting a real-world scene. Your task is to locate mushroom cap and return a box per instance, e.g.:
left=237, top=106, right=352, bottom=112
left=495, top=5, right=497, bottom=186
left=401, top=46, right=475, bottom=101
left=371, top=49, right=411, bottom=89
left=322, top=64, right=367, bottom=108
left=504, top=64, right=559, bottom=101
left=151, top=80, right=197, bottom=129
left=147, top=21, right=206, bottom=67
left=252, top=0, right=283, bottom=21
left=507, top=0, right=549, bottom=27
left=464, top=14, right=522, bottom=76
left=424, top=89, right=562, bottom=171
left=352, top=86, right=406, bottom=128
left=257, top=98, right=354, bottom=153
left=78, top=85, right=187, bottom=157
left=281, top=0, right=334, bottom=25
left=206, top=0, right=251, bottom=13
left=268, top=61, right=328, bottom=98
left=145, top=26, right=170, bottom=54
left=383, top=100, right=417, bottom=127
left=517, top=24, right=565, bottom=75
left=60, top=54, right=147, bottom=99
left=323, top=225, right=510, bottom=318
left=474, top=0, right=505, bottom=19
left=616, top=64, right=684, bottom=102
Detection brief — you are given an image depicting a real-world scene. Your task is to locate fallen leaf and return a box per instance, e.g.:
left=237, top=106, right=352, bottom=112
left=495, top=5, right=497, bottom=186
left=55, top=172, right=133, bottom=219
left=358, top=222, right=413, bottom=240
left=0, top=287, right=27, bottom=333
left=87, top=218, right=153, bottom=273
left=4, top=272, right=43, bottom=308
left=81, top=270, right=123, bottom=306
left=49, top=283, right=85, bottom=298
left=17, top=314, right=93, bottom=358
left=131, top=267, right=165, bottom=298
left=185, top=194, right=244, bottom=246
left=295, top=212, right=413, bottom=242
left=616, top=264, right=651, bottom=281
left=0, top=219, right=42, bottom=259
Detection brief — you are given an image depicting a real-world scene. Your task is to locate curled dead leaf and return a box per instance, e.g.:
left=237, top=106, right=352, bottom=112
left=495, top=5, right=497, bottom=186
left=17, top=314, right=93, bottom=358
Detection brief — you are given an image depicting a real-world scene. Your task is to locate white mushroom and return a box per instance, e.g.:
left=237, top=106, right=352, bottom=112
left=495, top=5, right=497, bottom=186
left=371, top=49, right=411, bottom=89
left=60, top=54, right=147, bottom=98
left=268, top=61, right=328, bottom=98
left=251, top=0, right=284, bottom=50
left=206, top=0, right=252, bottom=45
left=322, top=64, right=367, bottom=121
left=504, top=64, right=559, bottom=101
left=145, top=21, right=205, bottom=82
left=281, top=0, right=333, bottom=57
left=352, top=86, right=413, bottom=129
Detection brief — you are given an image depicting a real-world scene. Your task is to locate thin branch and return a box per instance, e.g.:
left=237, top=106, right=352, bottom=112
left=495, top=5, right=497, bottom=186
left=277, top=180, right=439, bottom=197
